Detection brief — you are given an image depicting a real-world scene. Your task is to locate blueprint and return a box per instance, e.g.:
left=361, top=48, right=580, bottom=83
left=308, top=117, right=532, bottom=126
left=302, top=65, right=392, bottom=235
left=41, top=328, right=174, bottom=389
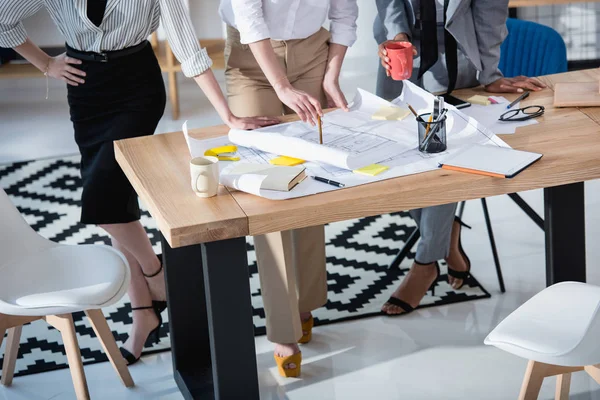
left=183, top=81, right=510, bottom=200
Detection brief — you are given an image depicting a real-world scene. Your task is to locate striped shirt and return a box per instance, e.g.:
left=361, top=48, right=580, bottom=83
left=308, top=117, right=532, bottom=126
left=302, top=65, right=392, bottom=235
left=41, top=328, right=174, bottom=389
left=0, top=0, right=212, bottom=77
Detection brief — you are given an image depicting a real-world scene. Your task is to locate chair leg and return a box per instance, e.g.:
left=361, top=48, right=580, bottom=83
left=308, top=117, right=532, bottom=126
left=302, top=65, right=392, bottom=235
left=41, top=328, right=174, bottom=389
left=555, top=373, right=571, bottom=400
left=584, top=364, right=600, bottom=385
left=457, top=201, right=466, bottom=219
left=46, top=314, right=90, bottom=400
left=388, top=227, right=420, bottom=270
left=85, top=309, right=134, bottom=388
left=481, top=198, right=506, bottom=293
left=1, top=326, right=22, bottom=386
left=168, top=71, right=180, bottom=120
left=519, top=361, right=548, bottom=400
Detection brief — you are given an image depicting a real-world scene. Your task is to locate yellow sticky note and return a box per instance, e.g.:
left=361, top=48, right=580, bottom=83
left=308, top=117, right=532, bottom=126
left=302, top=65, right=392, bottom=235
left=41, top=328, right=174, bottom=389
left=468, top=95, right=491, bottom=106
left=269, top=156, right=306, bottom=166
left=205, top=145, right=240, bottom=161
left=372, top=107, right=411, bottom=121
left=353, top=164, right=390, bottom=177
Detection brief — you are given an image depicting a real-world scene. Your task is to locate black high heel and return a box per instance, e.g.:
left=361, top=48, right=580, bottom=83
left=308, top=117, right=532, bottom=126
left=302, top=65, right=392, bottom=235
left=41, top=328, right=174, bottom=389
left=447, top=216, right=472, bottom=290
left=119, top=305, right=163, bottom=366
left=383, top=261, right=440, bottom=316
left=143, top=254, right=168, bottom=315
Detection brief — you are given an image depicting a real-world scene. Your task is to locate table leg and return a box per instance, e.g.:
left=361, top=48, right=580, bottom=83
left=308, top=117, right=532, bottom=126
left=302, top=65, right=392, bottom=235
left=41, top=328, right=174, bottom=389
left=162, top=236, right=259, bottom=400
left=544, top=182, right=586, bottom=286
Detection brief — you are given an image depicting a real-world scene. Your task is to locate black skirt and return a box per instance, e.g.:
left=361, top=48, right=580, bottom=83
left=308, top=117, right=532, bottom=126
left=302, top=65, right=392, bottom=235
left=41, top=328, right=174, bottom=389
left=67, top=42, right=166, bottom=224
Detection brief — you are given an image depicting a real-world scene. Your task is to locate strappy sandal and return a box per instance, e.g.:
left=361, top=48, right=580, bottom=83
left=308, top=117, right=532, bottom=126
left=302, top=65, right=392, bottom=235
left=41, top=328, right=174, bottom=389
left=382, top=262, right=440, bottom=316
left=119, top=305, right=163, bottom=366
left=447, top=217, right=472, bottom=290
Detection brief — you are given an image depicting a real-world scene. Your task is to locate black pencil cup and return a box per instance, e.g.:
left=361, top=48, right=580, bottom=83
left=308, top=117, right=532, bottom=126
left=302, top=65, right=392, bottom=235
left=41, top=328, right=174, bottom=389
left=417, top=112, right=447, bottom=153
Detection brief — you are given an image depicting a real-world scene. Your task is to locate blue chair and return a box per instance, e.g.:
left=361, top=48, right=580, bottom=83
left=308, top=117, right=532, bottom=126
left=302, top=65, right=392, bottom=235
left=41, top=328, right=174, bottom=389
left=499, top=18, right=568, bottom=77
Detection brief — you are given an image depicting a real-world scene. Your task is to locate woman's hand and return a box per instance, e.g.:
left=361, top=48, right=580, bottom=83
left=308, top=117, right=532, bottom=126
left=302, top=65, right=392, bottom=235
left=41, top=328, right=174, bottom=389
left=323, top=74, right=348, bottom=111
left=378, top=33, right=417, bottom=77
left=46, top=53, right=86, bottom=86
left=274, top=82, right=323, bottom=126
left=485, top=76, right=547, bottom=93
left=226, top=115, right=280, bottom=130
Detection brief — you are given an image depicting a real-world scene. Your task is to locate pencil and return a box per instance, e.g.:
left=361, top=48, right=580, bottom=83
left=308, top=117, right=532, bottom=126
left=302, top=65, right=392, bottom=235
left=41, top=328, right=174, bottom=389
left=318, top=115, right=323, bottom=144
left=407, top=104, right=419, bottom=118
left=424, top=114, right=433, bottom=138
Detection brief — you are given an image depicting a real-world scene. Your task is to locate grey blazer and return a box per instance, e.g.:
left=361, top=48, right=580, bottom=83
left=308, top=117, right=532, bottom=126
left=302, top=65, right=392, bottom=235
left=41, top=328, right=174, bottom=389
left=374, top=0, right=508, bottom=85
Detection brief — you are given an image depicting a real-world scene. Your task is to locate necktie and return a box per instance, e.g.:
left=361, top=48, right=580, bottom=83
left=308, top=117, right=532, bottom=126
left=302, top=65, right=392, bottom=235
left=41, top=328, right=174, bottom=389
left=418, top=0, right=438, bottom=79
left=444, top=0, right=458, bottom=94
left=418, top=0, right=459, bottom=94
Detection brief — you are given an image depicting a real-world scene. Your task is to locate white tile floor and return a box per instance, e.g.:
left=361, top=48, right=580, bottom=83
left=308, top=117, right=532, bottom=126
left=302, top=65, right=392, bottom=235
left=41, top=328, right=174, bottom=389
left=2, top=68, right=600, bottom=400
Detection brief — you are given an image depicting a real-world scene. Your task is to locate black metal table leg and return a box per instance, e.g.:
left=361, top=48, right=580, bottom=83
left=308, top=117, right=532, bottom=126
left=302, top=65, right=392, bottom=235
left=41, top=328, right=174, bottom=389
left=544, top=183, right=586, bottom=286
left=162, top=236, right=259, bottom=400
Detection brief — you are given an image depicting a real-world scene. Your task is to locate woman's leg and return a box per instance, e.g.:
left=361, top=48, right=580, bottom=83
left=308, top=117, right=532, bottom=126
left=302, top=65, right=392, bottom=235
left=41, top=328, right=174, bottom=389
left=382, top=204, right=457, bottom=314
left=109, top=236, right=158, bottom=360
left=100, top=221, right=165, bottom=302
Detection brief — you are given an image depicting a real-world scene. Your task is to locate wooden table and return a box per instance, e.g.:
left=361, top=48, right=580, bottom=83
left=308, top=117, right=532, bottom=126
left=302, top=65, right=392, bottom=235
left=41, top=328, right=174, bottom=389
left=115, top=69, right=600, bottom=400
left=509, top=0, right=600, bottom=6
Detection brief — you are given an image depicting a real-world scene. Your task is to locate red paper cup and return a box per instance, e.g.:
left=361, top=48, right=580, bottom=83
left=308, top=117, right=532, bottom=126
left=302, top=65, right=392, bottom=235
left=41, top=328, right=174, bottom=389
left=385, top=42, right=414, bottom=81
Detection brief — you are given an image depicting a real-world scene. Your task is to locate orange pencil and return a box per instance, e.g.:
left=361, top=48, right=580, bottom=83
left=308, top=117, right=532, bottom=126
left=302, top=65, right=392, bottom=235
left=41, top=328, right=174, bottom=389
left=318, top=115, right=323, bottom=144
left=441, top=165, right=505, bottom=179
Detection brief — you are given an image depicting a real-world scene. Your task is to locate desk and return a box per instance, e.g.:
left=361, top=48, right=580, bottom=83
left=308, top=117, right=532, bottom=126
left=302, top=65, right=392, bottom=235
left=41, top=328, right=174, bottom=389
left=115, top=69, right=600, bottom=400
left=509, top=0, right=600, bottom=6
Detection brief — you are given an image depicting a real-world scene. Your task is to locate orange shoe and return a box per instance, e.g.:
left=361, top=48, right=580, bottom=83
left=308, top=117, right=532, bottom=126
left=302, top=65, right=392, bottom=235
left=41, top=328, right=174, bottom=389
left=298, top=316, right=314, bottom=344
left=274, top=352, right=302, bottom=378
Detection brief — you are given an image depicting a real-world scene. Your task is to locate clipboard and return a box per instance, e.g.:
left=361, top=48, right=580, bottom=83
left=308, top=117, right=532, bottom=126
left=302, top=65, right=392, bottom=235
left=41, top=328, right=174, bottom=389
left=439, top=144, right=542, bottom=179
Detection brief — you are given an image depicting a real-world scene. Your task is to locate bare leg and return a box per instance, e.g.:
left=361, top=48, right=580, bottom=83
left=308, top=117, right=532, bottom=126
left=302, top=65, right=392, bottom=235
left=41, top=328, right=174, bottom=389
left=445, top=219, right=470, bottom=289
left=111, top=239, right=159, bottom=361
left=100, top=221, right=166, bottom=301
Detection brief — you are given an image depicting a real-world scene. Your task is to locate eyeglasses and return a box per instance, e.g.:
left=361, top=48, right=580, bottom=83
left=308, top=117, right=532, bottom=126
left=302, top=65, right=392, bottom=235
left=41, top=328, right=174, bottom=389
left=499, top=105, right=545, bottom=122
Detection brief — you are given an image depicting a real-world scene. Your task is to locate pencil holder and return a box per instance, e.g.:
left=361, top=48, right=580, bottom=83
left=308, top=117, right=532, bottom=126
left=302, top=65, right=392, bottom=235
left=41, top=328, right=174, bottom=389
left=417, top=112, right=447, bottom=154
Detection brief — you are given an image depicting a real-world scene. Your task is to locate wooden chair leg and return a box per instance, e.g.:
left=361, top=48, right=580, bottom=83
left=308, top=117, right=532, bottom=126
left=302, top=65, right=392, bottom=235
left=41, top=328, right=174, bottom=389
left=168, top=71, right=180, bottom=120
left=555, top=373, right=571, bottom=400
left=584, top=364, right=600, bottom=385
left=1, top=326, right=22, bottom=387
left=85, top=309, right=134, bottom=388
left=519, top=360, right=548, bottom=400
left=46, top=314, right=90, bottom=400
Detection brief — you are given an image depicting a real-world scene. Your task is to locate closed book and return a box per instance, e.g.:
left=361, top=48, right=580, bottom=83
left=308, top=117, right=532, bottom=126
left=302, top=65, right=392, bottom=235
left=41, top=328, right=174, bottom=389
left=224, top=163, right=306, bottom=192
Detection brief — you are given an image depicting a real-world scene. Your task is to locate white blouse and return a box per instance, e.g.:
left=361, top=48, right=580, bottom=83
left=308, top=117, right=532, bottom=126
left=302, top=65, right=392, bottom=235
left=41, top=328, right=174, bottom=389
left=219, top=0, right=358, bottom=47
left=0, top=0, right=212, bottom=77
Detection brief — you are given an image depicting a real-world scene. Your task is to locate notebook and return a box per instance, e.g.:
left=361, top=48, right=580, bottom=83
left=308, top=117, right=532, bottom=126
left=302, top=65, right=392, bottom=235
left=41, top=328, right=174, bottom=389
left=439, top=144, right=542, bottom=178
left=224, top=163, right=306, bottom=191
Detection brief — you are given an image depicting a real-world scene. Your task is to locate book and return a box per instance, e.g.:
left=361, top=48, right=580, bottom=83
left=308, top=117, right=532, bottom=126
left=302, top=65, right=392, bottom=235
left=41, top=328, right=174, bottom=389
left=224, top=163, right=306, bottom=192
left=439, top=144, right=542, bottom=178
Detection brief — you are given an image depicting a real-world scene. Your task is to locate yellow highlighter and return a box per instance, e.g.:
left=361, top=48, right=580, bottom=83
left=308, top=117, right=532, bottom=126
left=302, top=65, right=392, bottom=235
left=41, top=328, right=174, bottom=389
left=204, top=145, right=240, bottom=161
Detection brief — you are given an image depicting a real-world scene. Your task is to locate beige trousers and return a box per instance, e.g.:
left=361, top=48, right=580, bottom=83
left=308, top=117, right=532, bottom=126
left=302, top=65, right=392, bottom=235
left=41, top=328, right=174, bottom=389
left=225, top=26, right=329, bottom=343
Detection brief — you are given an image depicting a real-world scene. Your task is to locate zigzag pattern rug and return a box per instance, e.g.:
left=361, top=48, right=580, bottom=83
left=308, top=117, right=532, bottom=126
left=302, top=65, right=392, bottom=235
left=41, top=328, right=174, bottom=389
left=0, top=156, right=490, bottom=377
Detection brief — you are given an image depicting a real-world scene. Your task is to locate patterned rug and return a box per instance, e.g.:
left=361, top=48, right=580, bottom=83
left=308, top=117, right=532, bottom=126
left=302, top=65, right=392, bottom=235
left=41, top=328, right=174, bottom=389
left=0, top=156, right=490, bottom=377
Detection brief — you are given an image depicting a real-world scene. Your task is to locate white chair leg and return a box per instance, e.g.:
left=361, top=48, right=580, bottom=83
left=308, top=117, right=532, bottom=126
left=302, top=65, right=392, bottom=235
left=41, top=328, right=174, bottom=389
left=519, top=361, right=548, bottom=400
left=1, top=326, right=22, bottom=386
left=555, top=373, right=571, bottom=400
left=46, top=314, right=90, bottom=400
left=85, top=309, right=134, bottom=388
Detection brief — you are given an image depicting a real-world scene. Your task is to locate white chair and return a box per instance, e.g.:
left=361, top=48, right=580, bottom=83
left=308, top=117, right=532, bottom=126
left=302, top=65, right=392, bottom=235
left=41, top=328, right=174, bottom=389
left=0, top=189, right=133, bottom=399
left=485, top=282, right=600, bottom=400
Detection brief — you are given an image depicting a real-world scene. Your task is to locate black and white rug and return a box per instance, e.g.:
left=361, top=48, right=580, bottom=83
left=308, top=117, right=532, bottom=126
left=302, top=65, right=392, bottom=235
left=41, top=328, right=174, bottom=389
left=0, top=156, right=490, bottom=377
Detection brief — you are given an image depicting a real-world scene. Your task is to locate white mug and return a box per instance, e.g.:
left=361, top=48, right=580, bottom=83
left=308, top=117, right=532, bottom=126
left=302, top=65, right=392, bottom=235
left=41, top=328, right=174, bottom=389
left=190, top=156, right=219, bottom=198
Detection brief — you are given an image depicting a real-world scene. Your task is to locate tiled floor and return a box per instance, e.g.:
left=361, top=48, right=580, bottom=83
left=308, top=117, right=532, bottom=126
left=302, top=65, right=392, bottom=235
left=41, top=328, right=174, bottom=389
left=2, top=68, right=600, bottom=399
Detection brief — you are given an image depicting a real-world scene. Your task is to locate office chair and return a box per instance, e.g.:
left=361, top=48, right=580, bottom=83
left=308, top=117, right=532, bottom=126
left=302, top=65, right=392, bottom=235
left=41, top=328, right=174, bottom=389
left=390, top=19, right=567, bottom=293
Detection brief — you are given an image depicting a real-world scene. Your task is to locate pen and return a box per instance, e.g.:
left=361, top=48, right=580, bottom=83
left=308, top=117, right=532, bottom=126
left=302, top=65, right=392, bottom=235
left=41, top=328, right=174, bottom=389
left=312, top=176, right=345, bottom=188
left=317, top=115, right=323, bottom=144
left=506, top=91, right=530, bottom=109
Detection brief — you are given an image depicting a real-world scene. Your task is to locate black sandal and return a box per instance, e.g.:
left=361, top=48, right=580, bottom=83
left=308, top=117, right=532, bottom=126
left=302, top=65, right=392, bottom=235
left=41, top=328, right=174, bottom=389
left=447, top=217, right=472, bottom=290
left=382, top=262, right=440, bottom=316
left=143, top=254, right=168, bottom=314
left=119, top=305, right=163, bottom=366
